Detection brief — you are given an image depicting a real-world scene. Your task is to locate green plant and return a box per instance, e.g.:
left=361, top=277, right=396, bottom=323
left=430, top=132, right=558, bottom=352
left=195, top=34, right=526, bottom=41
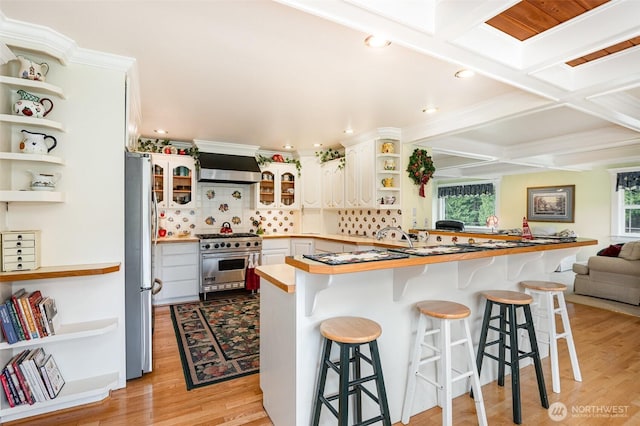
left=315, top=149, right=345, bottom=169
left=256, top=154, right=302, bottom=176
left=137, top=138, right=200, bottom=169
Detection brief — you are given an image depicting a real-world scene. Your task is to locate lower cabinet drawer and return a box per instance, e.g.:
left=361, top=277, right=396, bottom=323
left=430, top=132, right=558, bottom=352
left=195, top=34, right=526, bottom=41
left=2, top=261, right=38, bottom=272
left=3, top=254, right=36, bottom=263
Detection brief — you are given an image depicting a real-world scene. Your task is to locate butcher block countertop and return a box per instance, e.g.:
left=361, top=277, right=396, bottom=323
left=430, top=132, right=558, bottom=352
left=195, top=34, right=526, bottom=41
left=255, top=264, right=296, bottom=293
left=284, top=238, right=597, bottom=275
left=155, top=236, right=199, bottom=244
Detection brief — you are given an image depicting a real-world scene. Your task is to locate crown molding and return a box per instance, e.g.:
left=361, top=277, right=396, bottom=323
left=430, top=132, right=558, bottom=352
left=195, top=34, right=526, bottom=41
left=194, top=140, right=261, bottom=156
left=0, top=12, right=135, bottom=73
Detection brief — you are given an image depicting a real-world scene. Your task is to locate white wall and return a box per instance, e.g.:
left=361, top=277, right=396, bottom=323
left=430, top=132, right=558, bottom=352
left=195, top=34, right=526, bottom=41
left=5, top=54, right=127, bottom=386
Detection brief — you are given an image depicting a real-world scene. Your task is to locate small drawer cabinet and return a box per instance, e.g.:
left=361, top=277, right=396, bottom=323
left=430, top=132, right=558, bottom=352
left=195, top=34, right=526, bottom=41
left=1, top=230, right=41, bottom=272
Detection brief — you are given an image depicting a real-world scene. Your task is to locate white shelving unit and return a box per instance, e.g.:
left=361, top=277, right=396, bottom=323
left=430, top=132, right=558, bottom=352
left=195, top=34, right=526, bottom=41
left=375, top=140, right=401, bottom=209
left=0, top=262, right=121, bottom=422
left=0, top=74, right=66, bottom=203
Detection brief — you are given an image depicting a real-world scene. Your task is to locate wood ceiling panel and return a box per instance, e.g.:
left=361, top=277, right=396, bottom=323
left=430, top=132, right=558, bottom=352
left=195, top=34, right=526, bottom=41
left=567, top=36, right=640, bottom=67
left=486, top=0, right=609, bottom=41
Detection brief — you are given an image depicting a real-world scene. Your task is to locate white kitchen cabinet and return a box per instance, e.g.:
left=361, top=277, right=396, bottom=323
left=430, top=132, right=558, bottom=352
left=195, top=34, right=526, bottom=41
left=0, top=75, right=66, bottom=203
left=300, top=156, right=322, bottom=208
left=321, top=158, right=344, bottom=209
left=261, top=238, right=290, bottom=265
left=290, top=238, right=314, bottom=256
left=152, top=242, right=199, bottom=306
left=257, top=163, right=299, bottom=209
left=344, top=141, right=375, bottom=208
left=151, top=154, right=196, bottom=209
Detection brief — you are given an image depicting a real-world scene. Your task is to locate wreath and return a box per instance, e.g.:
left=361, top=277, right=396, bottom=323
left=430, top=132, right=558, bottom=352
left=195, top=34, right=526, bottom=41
left=406, top=148, right=435, bottom=198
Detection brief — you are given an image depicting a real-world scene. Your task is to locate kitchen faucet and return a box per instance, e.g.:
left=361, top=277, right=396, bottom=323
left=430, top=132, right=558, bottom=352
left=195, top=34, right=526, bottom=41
left=375, top=226, right=414, bottom=248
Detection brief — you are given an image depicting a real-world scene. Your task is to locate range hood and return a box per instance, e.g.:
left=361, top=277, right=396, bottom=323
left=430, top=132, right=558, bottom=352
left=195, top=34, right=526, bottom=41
left=197, top=152, right=261, bottom=183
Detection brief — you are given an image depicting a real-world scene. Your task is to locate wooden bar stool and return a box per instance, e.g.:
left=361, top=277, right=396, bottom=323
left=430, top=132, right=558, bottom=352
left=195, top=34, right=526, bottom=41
left=401, top=301, right=487, bottom=426
left=311, top=316, right=391, bottom=426
left=520, top=281, right=582, bottom=393
left=476, top=290, right=549, bottom=424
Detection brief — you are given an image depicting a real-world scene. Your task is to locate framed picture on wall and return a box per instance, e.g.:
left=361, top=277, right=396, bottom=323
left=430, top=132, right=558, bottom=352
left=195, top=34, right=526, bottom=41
left=527, top=185, right=575, bottom=223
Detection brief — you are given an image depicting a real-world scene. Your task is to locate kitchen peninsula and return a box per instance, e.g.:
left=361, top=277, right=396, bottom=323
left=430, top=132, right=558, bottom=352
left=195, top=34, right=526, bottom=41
left=256, top=237, right=596, bottom=426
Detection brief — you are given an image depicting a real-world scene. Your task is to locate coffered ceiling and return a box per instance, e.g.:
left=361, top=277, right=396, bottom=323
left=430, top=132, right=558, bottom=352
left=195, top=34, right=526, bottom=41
left=1, top=0, right=639, bottom=179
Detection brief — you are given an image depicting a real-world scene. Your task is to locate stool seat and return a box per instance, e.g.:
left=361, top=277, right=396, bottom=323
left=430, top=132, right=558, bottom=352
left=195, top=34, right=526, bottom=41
left=482, top=290, right=533, bottom=305
left=320, top=316, right=382, bottom=344
left=417, top=300, right=471, bottom=319
left=520, top=280, right=567, bottom=292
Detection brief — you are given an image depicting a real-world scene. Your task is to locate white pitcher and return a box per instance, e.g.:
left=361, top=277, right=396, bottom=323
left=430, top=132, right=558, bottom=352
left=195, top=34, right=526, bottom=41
left=17, top=56, right=49, bottom=82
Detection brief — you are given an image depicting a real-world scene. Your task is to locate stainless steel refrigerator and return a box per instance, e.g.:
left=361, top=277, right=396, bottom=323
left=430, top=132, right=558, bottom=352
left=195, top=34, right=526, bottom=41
left=124, top=151, right=157, bottom=379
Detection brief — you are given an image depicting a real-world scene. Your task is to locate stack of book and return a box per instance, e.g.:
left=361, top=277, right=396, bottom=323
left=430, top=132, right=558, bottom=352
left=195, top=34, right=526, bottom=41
left=0, top=289, right=59, bottom=345
left=1, top=347, right=65, bottom=406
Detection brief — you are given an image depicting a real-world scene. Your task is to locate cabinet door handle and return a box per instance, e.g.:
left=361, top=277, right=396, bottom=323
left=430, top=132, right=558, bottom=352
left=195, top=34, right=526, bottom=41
left=152, top=278, right=163, bottom=295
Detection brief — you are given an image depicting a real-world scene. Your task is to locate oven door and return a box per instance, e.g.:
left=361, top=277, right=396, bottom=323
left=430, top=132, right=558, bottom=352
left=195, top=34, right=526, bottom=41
left=201, top=252, right=250, bottom=292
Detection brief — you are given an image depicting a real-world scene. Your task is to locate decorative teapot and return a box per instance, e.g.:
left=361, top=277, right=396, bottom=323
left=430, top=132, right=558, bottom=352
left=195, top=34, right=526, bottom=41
left=17, top=56, right=49, bottom=82
left=220, top=222, right=233, bottom=234
left=27, top=170, right=60, bottom=191
left=381, top=177, right=394, bottom=188
left=14, top=90, right=54, bottom=118
left=19, top=130, right=57, bottom=154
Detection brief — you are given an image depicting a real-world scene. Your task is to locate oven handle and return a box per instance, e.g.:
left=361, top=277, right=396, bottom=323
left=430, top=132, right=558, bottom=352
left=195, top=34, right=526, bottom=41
left=201, top=252, right=260, bottom=260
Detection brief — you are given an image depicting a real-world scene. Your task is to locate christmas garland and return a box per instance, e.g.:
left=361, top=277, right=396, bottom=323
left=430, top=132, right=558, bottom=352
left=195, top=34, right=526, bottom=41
left=406, top=148, right=435, bottom=198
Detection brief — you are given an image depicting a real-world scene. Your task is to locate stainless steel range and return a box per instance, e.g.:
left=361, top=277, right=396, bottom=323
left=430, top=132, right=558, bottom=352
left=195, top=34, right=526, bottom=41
left=196, top=233, right=262, bottom=299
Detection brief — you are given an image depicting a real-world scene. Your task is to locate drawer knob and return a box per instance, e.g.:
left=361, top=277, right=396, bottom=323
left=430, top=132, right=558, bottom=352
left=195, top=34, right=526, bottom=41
left=17, top=256, right=22, bottom=261
left=16, top=249, right=22, bottom=254
left=16, top=242, right=22, bottom=247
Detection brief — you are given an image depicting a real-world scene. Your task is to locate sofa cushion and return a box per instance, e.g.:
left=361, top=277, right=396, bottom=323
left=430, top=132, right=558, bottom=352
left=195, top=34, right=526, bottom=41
left=597, top=244, right=623, bottom=257
left=619, top=241, right=640, bottom=261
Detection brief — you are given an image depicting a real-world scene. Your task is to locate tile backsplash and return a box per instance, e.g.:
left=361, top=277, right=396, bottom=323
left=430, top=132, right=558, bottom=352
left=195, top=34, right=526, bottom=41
left=155, top=183, right=301, bottom=237
left=337, top=208, right=403, bottom=239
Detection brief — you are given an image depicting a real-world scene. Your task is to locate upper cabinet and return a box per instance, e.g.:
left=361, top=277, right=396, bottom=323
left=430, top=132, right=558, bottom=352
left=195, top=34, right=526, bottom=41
left=151, top=154, right=196, bottom=209
left=257, top=162, right=299, bottom=209
left=342, top=128, right=401, bottom=209
left=300, top=156, right=322, bottom=209
left=321, top=158, right=344, bottom=209
left=0, top=58, right=66, bottom=203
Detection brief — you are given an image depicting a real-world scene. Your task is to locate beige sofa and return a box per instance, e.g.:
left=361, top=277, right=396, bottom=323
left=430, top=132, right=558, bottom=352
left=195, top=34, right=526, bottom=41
left=573, top=241, right=640, bottom=305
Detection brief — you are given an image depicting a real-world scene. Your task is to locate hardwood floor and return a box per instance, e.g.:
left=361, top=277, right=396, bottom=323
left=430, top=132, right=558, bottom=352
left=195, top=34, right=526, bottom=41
left=6, top=301, right=640, bottom=425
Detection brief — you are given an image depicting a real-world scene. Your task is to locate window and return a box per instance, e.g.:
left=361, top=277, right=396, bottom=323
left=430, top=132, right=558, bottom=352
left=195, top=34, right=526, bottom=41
left=436, top=182, right=497, bottom=228
left=610, top=168, right=640, bottom=238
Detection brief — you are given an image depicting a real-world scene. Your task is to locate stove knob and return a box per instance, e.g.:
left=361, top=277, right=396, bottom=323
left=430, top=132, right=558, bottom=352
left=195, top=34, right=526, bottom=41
left=235, top=242, right=240, bottom=248
left=246, top=242, right=251, bottom=247
left=204, top=244, right=211, bottom=250
left=226, top=243, right=232, bottom=248
left=254, top=241, right=260, bottom=246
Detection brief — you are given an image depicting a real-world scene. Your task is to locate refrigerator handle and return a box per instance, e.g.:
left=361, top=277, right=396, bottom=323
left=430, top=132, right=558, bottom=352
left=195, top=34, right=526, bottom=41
left=152, top=278, right=163, bottom=295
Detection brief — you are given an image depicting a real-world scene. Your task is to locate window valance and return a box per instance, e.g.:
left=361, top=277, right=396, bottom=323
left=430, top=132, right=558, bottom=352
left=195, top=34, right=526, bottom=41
left=437, top=183, right=494, bottom=198
left=616, top=171, right=640, bottom=191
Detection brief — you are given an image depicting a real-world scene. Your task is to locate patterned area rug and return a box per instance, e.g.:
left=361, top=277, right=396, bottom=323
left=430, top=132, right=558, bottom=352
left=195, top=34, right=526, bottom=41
left=170, top=291, right=260, bottom=390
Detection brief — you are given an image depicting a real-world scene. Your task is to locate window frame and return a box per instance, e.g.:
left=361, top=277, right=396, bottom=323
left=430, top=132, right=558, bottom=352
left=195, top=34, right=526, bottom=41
left=609, top=167, right=640, bottom=240
left=434, top=179, right=501, bottom=231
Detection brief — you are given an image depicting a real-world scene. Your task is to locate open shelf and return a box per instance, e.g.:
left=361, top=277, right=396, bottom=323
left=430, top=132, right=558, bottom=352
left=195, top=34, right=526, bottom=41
left=0, top=114, right=64, bottom=132
left=0, top=76, right=66, bottom=98
left=0, top=318, right=118, bottom=350
left=0, top=262, right=121, bottom=283
left=0, top=152, right=64, bottom=165
left=0, top=190, right=64, bottom=203
left=1, top=372, right=118, bottom=423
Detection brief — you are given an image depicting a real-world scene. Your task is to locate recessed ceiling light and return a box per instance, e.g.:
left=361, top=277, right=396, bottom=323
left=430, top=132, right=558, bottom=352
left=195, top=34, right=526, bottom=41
left=154, top=129, right=168, bottom=134
left=454, top=69, right=475, bottom=79
left=344, top=128, right=354, bottom=134
left=313, top=143, right=323, bottom=147
left=422, top=106, right=438, bottom=114
left=364, top=35, right=390, bottom=48
left=283, top=144, right=294, bottom=150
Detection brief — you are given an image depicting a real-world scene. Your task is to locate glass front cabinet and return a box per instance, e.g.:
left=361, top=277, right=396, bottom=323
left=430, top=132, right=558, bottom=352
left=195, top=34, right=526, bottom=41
left=256, top=163, right=298, bottom=209
left=151, top=154, right=196, bottom=208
